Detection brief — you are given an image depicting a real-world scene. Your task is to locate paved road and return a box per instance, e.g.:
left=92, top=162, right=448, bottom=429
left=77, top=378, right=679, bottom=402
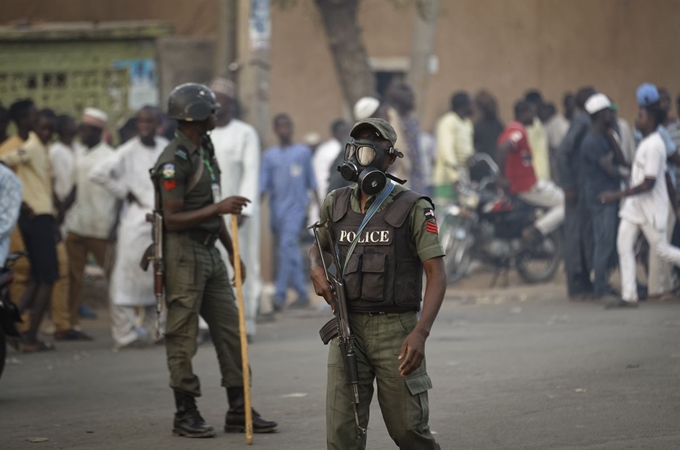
left=1, top=283, right=679, bottom=450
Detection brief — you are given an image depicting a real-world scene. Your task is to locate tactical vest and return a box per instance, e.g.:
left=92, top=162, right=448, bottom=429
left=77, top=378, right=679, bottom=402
left=330, top=187, right=432, bottom=313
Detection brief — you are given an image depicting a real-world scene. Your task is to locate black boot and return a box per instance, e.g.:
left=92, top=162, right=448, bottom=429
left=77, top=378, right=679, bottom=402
left=225, top=387, right=278, bottom=433
left=172, top=391, right=216, bottom=438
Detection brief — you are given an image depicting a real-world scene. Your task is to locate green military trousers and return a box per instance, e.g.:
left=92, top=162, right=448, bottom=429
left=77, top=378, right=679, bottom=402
left=326, top=312, right=440, bottom=450
left=164, top=232, right=244, bottom=397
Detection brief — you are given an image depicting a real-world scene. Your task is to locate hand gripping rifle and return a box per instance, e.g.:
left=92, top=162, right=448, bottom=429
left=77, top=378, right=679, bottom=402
left=311, top=221, right=366, bottom=437
left=140, top=170, right=165, bottom=338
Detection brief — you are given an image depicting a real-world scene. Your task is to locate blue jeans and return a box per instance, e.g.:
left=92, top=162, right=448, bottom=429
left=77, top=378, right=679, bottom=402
left=272, top=214, right=308, bottom=303
left=591, top=204, right=619, bottom=296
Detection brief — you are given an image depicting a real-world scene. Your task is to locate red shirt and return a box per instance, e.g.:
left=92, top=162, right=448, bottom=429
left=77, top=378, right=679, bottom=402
left=497, top=121, right=537, bottom=194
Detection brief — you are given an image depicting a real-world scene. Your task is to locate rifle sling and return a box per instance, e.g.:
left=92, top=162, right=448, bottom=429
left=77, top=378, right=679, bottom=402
left=185, top=147, right=205, bottom=195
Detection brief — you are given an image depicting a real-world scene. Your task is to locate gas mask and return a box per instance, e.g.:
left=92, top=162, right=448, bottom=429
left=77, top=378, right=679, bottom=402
left=339, top=139, right=393, bottom=195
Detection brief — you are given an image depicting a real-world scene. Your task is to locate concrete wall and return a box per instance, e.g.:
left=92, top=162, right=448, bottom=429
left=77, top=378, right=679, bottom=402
left=2, top=0, right=680, bottom=139
left=0, top=0, right=218, bottom=36
left=269, top=0, right=680, bottom=136
left=157, top=36, right=216, bottom=100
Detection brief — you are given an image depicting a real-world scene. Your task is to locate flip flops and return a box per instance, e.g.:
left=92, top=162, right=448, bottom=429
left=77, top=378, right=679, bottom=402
left=20, top=340, right=56, bottom=353
left=53, top=329, right=94, bottom=341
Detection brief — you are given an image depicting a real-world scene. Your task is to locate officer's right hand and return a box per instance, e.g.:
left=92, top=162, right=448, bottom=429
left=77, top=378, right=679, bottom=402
left=310, top=266, right=335, bottom=311
left=216, top=196, right=250, bottom=215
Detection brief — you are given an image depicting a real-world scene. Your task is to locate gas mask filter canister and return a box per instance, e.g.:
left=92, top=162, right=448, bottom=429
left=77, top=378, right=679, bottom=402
left=339, top=140, right=389, bottom=196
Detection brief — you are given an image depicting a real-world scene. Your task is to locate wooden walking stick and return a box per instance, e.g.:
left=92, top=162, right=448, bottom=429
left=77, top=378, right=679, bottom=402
left=231, top=215, right=253, bottom=445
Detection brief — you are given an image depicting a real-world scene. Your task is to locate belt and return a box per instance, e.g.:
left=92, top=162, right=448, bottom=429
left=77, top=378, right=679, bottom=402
left=188, top=229, right=219, bottom=247
left=350, top=308, right=417, bottom=315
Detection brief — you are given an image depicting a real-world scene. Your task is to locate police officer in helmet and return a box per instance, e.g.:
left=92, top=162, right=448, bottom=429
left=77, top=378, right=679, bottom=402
left=310, top=118, right=446, bottom=449
left=153, top=83, right=277, bottom=438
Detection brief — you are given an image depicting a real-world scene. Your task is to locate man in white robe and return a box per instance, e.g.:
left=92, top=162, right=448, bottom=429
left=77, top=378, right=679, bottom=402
left=89, top=107, right=168, bottom=348
left=308, top=119, right=349, bottom=226
left=209, top=77, right=265, bottom=338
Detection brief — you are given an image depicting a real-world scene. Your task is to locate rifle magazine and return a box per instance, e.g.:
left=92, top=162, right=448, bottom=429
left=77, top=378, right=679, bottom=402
left=319, top=318, right=339, bottom=345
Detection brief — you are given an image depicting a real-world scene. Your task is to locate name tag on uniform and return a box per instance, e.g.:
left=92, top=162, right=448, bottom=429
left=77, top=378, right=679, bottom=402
left=211, top=183, right=221, bottom=203
left=337, top=228, right=392, bottom=246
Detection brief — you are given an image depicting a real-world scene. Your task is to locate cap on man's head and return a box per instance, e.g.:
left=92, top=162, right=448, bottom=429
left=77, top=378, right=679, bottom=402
left=524, top=90, right=543, bottom=104
left=303, top=132, right=321, bottom=147
left=209, top=77, right=236, bottom=99
left=585, top=93, right=617, bottom=115
left=350, top=118, right=403, bottom=158
left=353, top=97, right=380, bottom=121
left=81, top=108, right=108, bottom=129
left=636, top=83, right=659, bottom=107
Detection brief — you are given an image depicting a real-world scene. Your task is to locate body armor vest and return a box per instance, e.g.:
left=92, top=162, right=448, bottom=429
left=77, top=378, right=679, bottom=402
left=330, top=187, right=432, bottom=313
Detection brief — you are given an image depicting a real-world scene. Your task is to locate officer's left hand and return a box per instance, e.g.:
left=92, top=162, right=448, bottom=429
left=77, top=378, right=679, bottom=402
left=398, top=329, right=427, bottom=377
left=229, top=255, right=247, bottom=286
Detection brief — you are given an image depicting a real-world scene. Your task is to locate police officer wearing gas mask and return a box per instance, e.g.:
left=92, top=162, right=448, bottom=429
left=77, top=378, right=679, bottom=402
left=310, top=118, right=446, bottom=449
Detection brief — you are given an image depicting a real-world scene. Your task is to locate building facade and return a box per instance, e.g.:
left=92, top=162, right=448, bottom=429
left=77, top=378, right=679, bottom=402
left=2, top=0, right=679, bottom=142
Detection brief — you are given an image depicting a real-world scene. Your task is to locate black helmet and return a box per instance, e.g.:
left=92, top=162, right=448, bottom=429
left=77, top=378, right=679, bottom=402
left=167, top=83, right=220, bottom=122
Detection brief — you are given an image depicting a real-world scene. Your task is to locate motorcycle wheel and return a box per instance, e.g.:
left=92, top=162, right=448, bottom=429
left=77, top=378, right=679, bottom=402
left=516, top=230, right=563, bottom=284
left=0, top=331, right=5, bottom=381
left=441, top=216, right=473, bottom=284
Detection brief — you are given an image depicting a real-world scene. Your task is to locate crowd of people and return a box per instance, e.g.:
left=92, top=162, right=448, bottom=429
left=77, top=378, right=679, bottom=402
left=1, top=76, right=679, bottom=352
left=383, top=80, right=680, bottom=308
left=0, top=101, right=172, bottom=351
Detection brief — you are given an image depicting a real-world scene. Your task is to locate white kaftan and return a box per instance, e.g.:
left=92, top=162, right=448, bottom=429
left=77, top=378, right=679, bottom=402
left=89, top=136, right=168, bottom=307
left=49, top=141, right=81, bottom=235
left=211, top=120, right=263, bottom=335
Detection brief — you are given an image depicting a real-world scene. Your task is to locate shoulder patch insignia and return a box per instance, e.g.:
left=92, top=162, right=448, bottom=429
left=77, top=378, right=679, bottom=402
left=175, top=149, right=188, bottom=160
left=424, top=208, right=438, bottom=234
left=163, top=179, right=177, bottom=191
left=162, top=163, right=176, bottom=180
left=425, top=220, right=438, bottom=234
left=424, top=208, right=435, bottom=220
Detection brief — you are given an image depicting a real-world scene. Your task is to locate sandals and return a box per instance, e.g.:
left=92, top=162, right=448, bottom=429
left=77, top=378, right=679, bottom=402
left=54, top=329, right=94, bottom=341
left=20, top=340, right=56, bottom=353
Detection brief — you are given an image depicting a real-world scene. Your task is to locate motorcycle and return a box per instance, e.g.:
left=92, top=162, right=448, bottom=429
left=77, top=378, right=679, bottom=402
left=440, top=154, right=562, bottom=286
left=0, top=253, right=24, bottom=381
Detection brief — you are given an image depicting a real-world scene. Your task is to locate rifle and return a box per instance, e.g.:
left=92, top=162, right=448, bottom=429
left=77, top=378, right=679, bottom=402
left=311, top=221, right=366, bottom=437
left=140, top=170, right=165, bottom=338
